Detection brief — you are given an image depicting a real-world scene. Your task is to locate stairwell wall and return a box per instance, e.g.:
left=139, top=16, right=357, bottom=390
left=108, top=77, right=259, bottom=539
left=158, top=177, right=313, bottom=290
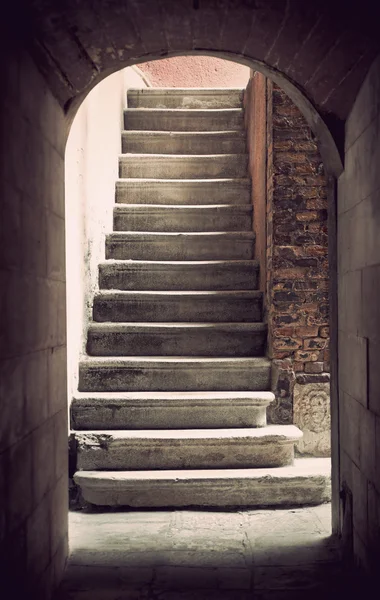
left=65, top=67, right=147, bottom=402
left=244, top=73, right=330, bottom=457
left=0, top=41, right=68, bottom=598
left=337, top=53, right=380, bottom=573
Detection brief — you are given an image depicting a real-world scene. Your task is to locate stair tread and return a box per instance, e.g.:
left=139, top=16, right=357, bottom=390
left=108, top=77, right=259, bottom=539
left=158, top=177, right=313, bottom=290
left=75, top=425, right=302, bottom=441
left=113, top=204, right=252, bottom=210
left=119, top=153, right=248, bottom=158
left=74, top=458, right=330, bottom=481
left=122, top=129, right=246, bottom=135
left=107, top=231, right=255, bottom=238
left=124, top=108, right=243, bottom=113
left=72, top=390, right=274, bottom=401
left=88, top=322, right=266, bottom=330
left=128, top=87, right=245, bottom=92
left=100, top=259, right=258, bottom=265
left=80, top=356, right=271, bottom=365
left=94, top=290, right=262, bottom=296
left=117, top=177, right=250, bottom=183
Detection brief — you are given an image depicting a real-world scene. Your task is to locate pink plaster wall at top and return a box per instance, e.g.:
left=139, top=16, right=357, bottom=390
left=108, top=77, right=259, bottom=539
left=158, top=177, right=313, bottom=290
left=139, top=55, right=250, bottom=88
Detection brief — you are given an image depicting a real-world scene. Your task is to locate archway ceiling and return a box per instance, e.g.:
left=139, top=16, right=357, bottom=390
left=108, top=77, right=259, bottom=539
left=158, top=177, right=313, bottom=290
left=15, top=1, right=380, bottom=124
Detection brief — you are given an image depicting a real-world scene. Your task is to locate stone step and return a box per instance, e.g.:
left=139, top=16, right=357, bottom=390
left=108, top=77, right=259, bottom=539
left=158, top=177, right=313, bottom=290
left=74, top=425, right=303, bottom=471
left=115, top=178, right=251, bottom=205
left=74, top=458, right=331, bottom=507
left=71, top=391, right=275, bottom=430
left=121, top=130, right=246, bottom=154
left=127, top=88, right=244, bottom=109
left=86, top=322, right=267, bottom=357
left=92, top=291, right=263, bottom=323
left=124, top=108, right=244, bottom=132
left=99, top=260, right=259, bottom=291
left=119, top=153, right=248, bottom=179
left=113, top=204, right=252, bottom=232
left=78, top=356, right=271, bottom=392
left=105, top=232, right=255, bottom=260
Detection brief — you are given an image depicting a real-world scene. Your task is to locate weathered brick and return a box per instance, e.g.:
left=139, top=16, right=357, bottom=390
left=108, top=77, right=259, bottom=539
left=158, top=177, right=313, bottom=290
left=303, top=337, right=327, bottom=350
left=304, top=361, right=324, bottom=373
left=274, top=326, right=295, bottom=337
left=295, top=350, right=320, bottom=362
left=320, top=326, right=329, bottom=338
left=294, top=362, right=305, bottom=372
left=295, top=326, right=319, bottom=338
left=273, top=337, right=303, bottom=350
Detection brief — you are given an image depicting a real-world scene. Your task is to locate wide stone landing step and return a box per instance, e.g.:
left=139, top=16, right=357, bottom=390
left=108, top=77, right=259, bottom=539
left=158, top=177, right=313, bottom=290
left=98, top=260, right=260, bottom=291
left=71, top=391, right=275, bottom=430
left=78, top=357, right=272, bottom=392
left=74, top=458, right=331, bottom=508
left=75, top=426, right=303, bottom=470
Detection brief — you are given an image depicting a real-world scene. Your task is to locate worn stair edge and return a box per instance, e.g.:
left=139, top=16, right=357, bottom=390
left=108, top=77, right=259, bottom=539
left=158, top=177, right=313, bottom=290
left=115, top=178, right=251, bottom=205
left=74, top=458, right=331, bottom=508
left=98, top=259, right=259, bottom=291
left=115, top=177, right=251, bottom=205
left=86, top=322, right=267, bottom=357
left=121, top=130, right=247, bottom=154
left=106, top=231, right=255, bottom=261
left=71, top=391, right=275, bottom=430
left=113, top=204, right=253, bottom=232
left=92, top=290, right=263, bottom=323
left=118, top=153, right=248, bottom=179
left=127, top=88, right=245, bottom=109
left=124, top=108, right=244, bottom=132
left=74, top=425, right=303, bottom=470
left=78, top=356, right=272, bottom=393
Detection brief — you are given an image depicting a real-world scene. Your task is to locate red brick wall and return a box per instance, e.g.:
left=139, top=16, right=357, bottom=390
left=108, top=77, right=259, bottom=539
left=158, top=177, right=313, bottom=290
left=268, top=82, right=330, bottom=424
left=245, top=77, right=330, bottom=426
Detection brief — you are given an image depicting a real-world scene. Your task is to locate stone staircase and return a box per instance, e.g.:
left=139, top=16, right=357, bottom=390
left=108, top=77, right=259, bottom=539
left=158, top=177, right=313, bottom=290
left=72, top=88, right=331, bottom=508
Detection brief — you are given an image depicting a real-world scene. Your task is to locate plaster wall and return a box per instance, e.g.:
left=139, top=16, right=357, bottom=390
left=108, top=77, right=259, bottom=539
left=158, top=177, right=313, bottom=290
left=65, top=67, right=147, bottom=401
left=338, top=53, right=380, bottom=571
left=139, top=55, right=250, bottom=88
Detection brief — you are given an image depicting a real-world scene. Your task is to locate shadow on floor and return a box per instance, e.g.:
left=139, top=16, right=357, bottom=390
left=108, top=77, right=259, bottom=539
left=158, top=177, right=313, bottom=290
left=55, top=504, right=363, bottom=600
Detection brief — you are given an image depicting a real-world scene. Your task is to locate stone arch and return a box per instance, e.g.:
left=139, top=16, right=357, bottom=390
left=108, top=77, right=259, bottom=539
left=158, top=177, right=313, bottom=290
left=66, top=50, right=343, bottom=177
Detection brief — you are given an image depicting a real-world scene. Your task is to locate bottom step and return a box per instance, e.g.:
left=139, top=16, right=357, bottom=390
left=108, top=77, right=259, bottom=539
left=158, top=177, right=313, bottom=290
left=74, top=458, right=331, bottom=508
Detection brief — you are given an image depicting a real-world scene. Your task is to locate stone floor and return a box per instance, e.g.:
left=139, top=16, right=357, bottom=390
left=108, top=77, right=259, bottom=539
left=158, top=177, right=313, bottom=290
left=56, top=504, right=355, bottom=599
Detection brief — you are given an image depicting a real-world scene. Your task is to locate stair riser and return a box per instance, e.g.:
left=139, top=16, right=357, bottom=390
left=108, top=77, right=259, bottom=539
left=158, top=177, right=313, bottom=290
left=93, top=295, right=263, bottom=323
left=124, top=111, right=244, bottom=132
left=127, top=90, right=244, bottom=109
left=99, top=263, right=259, bottom=291
left=87, top=328, right=266, bottom=357
left=78, top=364, right=271, bottom=392
left=122, top=133, right=246, bottom=154
left=76, top=437, right=295, bottom=470
left=74, top=471, right=332, bottom=508
left=116, top=181, right=251, bottom=205
left=71, top=403, right=268, bottom=430
left=119, top=156, right=248, bottom=179
left=106, top=237, right=255, bottom=261
left=113, top=209, right=252, bottom=232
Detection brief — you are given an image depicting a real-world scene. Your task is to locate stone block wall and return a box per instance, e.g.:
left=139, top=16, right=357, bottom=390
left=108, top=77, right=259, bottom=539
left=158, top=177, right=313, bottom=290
left=245, top=75, right=330, bottom=456
left=337, top=54, right=380, bottom=573
left=0, top=40, right=68, bottom=598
